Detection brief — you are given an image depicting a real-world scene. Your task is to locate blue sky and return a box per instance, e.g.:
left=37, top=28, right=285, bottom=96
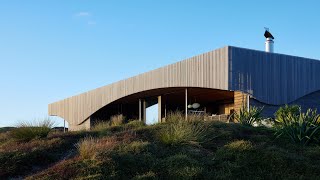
left=0, top=0, right=319, bottom=127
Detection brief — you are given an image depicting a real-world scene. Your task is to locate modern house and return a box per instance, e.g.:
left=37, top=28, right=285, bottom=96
left=49, top=31, right=320, bottom=131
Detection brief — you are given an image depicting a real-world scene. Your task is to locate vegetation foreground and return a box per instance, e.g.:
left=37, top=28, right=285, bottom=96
left=1, top=108, right=320, bottom=179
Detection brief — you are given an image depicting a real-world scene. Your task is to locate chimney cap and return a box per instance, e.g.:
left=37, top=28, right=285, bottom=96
left=264, top=29, right=274, bottom=39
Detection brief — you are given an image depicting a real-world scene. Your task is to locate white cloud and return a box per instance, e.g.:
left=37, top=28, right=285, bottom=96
left=75, top=12, right=90, bottom=17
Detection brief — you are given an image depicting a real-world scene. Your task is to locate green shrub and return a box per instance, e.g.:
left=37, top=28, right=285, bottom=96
left=125, top=120, right=145, bottom=129
left=234, top=107, right=263, bottom=126
left=158, top=121, right=213, bottom=146
left=117, top=141, right=150, bottom=154
left=216, top=140, right=253, bottom=159
left=0, top=137, right=68, bottom=178
left=0, top=127, right=15, bottom=133
left=158, top=154, right=203, bottom=179
left=10, top=118, right=54, bottom=141
left=274, top=106, right=320, bottom=146
left=133, top=171, right=157, bottom=180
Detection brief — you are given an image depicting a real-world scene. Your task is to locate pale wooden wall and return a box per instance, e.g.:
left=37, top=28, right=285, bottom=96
left=49, top=46, right=320, bottom=129
left=49, top=47, right=229, bottom=126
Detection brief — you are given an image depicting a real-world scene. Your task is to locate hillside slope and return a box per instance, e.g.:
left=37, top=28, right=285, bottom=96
left=1, top=120, right=320, bottom=179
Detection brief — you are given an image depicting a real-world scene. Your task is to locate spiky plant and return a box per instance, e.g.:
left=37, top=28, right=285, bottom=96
left=274, top=106, right=320, bottom=146
left=234, top=107, right=263, bottom=126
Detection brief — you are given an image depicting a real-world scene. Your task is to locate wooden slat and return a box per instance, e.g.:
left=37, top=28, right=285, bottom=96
left=49, top=46, right=320, bottom=129
left=49, top=47, right=229, bottom=126
left=229, top=46, right=320, bottom=105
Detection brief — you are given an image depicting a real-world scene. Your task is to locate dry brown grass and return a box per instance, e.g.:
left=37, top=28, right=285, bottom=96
left=76, top=131, right=136, bottom=160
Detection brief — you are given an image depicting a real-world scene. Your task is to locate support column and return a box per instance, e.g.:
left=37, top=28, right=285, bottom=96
left=165, top=104, right=167, bottom=118
left=185, top=88, right=188, bottom=120
left=143, top=100, right=147, bottom=123
left=139, top=99, right=142, bottom=121
left=247, top=94, right=250, bottom=112
left=63, top=120, right=66, bottom=133
left=158, top=96, right=162, bottom=123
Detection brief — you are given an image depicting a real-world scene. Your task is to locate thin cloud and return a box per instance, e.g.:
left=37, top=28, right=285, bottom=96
left=75, top=12, right=90, bottom=17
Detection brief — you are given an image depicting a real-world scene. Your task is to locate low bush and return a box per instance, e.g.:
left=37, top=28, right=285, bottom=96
left=125, top=120, right=145, bottom=129
left=26, top=158, right=113, bottom=180
left=215, top=140, right=253, bottom=159
left=133, top=171, right=156, bottom=180
left=274, top=106, right=320, bottom=146
left=234, top=106, right=263, bottom=126
left=0, top=127, right=15, bottom=133
left=21, top=120, right=320, bottom=179
left=10, top=118, right=54, bottom=141
left=158, top=154, right=203, bottom=179
left=0, top=137, right=69, bottom=178
left=117, top=141, right=150, bottom=155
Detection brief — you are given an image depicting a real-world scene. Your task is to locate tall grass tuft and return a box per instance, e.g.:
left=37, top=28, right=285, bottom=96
left=76, top=133, right=135, bottom=160
left=110, top=114, right=125, bottom=126
left=76, top=136, right=100, bottom=159
left=10, top=118, right=54, bottom=141
left=158, top=120, right=213, bottom=147
left=274, top=105, right=320, bottom=146
left=234, top=107, right=263, bottom=126
left=125, top=120, right=145, bottom=129
left=92, top=120, right=110, bottom=131
left=92, top=114, right=127, bottom=132
left=187, top=112, right=207, bottom=122
left=166, top=111, right=185, bottom=123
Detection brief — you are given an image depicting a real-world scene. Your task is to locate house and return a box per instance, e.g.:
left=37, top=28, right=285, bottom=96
left=49, top=32, right=320, bottom=131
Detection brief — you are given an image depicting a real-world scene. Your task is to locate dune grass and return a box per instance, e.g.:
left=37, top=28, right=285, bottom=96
left=10, top=118, right=55, bottom=141
left=2, top=112, right=320, bottom=179
left=157, top=120, right=214, bottom=147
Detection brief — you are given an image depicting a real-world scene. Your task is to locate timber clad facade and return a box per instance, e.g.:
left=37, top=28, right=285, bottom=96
left=49, top=46, right=320, bottom=131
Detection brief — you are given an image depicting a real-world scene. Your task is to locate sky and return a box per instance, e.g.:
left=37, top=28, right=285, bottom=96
left=0, top=0, right=320, bottom=127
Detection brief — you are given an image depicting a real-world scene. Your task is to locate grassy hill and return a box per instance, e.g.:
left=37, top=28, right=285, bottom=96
left=1, top=115, right=320, bottom=179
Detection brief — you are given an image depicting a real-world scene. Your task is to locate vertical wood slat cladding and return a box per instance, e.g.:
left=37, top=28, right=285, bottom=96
left=229, top=46, right=320, bottom=105
left=49, top=47, right=229, bottom=126
left=234, top=91, right=248, bottom=114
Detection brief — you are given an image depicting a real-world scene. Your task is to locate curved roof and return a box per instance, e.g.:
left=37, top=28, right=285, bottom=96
left=49, top=47, right=229, bottom=125
left=49, top=46, right=320, bottom=125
